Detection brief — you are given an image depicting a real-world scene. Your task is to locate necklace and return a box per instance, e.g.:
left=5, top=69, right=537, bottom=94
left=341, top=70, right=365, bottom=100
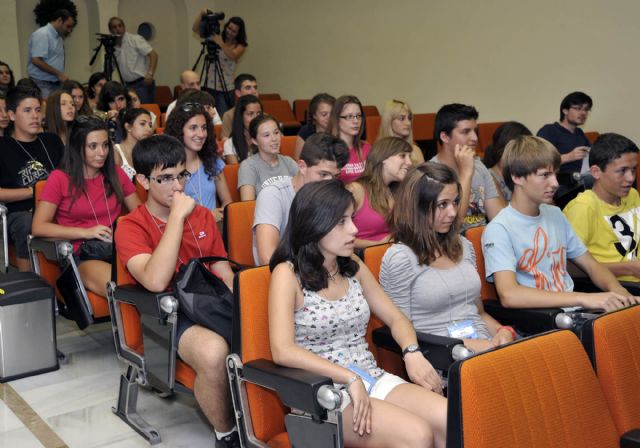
left=146, top=206, right=203, bottom=265
left=13, top=137, right=56, bottom=171
left=327, top=267, right=339, bottom=282
left=187, top=160, right=204, bottom=206
left=85, top=176, right=113, bottom=234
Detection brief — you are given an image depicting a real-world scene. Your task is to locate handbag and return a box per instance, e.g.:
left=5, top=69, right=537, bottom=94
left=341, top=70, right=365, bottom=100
left=172, top=256, right=236, bottom=345
left=56, top=262, right=93, bottom=330
left=79, top=239, right=113, bottom=263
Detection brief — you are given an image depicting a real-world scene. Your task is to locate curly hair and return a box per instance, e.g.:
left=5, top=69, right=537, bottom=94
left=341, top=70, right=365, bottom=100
left=164, top=102, right=220, bottom=180
left=34, top=2, right=77, bottom=27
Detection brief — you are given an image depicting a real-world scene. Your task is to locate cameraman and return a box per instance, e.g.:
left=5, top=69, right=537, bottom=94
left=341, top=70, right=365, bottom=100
left=108, top=17, right=158, bottom=104
left=192, top=10, right=248, bottom=116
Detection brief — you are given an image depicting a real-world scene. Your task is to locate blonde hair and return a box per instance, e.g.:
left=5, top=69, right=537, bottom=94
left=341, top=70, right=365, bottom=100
left=502, top=135, right=561, bottom=190
left=378, top=99, right=414, bottom=144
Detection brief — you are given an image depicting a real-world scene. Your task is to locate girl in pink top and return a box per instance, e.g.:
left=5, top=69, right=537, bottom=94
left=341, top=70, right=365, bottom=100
left=328, top=95, right=371, bottom=183
left=347, top=137, right=413, bottom=249
left=33, top=117, right=140, bottom=297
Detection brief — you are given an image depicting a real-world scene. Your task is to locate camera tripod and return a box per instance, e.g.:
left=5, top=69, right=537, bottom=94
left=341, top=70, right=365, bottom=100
left=192, top=40, right=232, bottom=109
left=89, top=36, right=123, bottom=83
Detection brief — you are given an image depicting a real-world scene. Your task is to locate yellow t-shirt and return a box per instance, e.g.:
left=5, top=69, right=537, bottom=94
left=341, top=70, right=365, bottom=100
left=564, top=189, right=640, bottom=282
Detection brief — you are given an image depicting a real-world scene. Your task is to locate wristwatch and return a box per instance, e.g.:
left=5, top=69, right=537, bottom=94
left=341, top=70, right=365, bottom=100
left=402, top=343, right=420, bottom=359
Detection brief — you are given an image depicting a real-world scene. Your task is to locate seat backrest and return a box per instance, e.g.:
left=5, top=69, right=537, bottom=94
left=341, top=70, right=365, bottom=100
left=235, top=266, right=288, bottom=443
left=223, top=164, right=240, bottom=202
left=154, top=86, right=173, bottom=107
left=413, top=112, right=436, bottom=141
left=585, top=131, right=600, bottom=145
left=141, top=103, right=161, bottom=121
left=280, top=136, right=297, bottom=160
left=447, top=330, right=619, bottom=448
left=476, top=121, right=506, bottom=158
left=259, top=93, right=281, bottom=101
left=262, top=100, right=298, bottom=125
left=135, top=177, right=148, bottom=203
left=292, top=99, right=310, bottom=123
left=160, top=112, right=167, bottom=127
left=214, top=124, right=222, bottom=141
left=115, top=237, right=144, bottom=353
left=362, top=105, right=379, bottom=117
left=365, top=115, right=381, bottom=143
left=582, top=304, right=640, bottom=437
left=465, top=226, right=496, bottom=301
left=223, top=200, right=256, bottom=267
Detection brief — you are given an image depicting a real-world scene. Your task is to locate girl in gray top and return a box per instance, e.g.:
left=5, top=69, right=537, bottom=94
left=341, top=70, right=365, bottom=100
left=380, top=163, right=515, bottom=353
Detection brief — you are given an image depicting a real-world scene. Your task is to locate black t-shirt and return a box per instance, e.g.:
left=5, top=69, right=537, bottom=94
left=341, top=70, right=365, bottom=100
left=297, top=123, right=316, bottom=141
left=0, top=132, right=64, bottom=213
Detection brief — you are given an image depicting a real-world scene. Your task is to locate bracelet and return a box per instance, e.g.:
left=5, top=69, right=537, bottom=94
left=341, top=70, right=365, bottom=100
left=497, top=325, right=517, bottom=340
left=346, top=374, right=361, bottom=388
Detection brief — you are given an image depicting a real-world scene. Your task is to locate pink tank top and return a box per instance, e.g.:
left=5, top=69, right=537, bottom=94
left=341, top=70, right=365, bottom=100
left=338, top=142, right=371, bottom=184
left=352, top=191, right=389, bottom=242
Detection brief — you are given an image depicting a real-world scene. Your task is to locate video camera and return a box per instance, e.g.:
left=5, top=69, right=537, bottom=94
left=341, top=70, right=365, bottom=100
left=199, top=11, right=225, bottom=39
left=96, top=33, right=117, bottom=48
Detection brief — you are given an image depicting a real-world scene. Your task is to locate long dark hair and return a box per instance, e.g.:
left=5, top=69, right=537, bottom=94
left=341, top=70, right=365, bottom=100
left=61, top=117, right=124, bottom=205
left=270, top=180, right=359, bottom=291
left=482, top=121, right=532, bottom=168
left=97, top=81, right=129, bottom=112
left=88, top=72, right=107, bottom=100
left=223, top=16, right=248, bottom=46
left=45, top=90, right=74, bottom=144
left=231, top=94, right=262, bottom=161
left=0, top=61, right=15, bottom=90
left=165, top=102, right=220, bottom=180
left=389, top=162, right=462, bottom=265
left=61, top=80, right=93, bottom=117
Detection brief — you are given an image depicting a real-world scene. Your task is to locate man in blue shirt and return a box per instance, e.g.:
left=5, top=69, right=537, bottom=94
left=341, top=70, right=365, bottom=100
left=28, top=9, right=76, bottom=99
left=537, top=91, right=593, bottom=175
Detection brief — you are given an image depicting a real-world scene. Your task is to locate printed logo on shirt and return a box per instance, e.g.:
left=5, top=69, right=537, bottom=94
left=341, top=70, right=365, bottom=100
left=463, top=186, right=487, bottom=227
left=343, top=161, right=366, bottom=175
left=197, top=230, right=207, bottom=240
left=261, top=175, right=291, bottom=190
left=517, top=226, right=568, bottom=292
left=606, top=208, right=640, bottom=259
left=18, top=160, right=49, bottom=187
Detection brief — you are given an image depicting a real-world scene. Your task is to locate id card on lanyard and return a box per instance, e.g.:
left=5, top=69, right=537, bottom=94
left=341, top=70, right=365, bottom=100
left=447, top=320, right=479, bottom=339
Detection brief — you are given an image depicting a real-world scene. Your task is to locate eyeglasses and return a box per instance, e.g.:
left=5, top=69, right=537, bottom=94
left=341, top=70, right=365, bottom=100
left=180, top=102, right=205, bottom=113
left=569, top=106, right=592, bottom=113
left=147, top=170, right=192, bottom=185
left=339, top=114, right=363, bottom=122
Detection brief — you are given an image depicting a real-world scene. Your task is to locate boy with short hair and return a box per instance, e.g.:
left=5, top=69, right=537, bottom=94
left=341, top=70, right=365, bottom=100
left=0, top=86, right=64, bottom=271
left=115, top=135, right=239, bottom=447
left=253, top=132, right=348, bottom=265
left=482, top=135, right=637, bottom=312
left=431, top=103, right=505, bottom=231
left=564, top=133, right=640, bottom=282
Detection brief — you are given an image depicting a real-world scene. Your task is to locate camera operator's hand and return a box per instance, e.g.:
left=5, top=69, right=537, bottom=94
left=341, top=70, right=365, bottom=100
left=210, top=34, right=223, bottom=46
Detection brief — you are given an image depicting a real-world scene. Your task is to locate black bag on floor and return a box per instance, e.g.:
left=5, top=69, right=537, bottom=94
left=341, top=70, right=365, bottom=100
left=172, top=256, right=235, bottom=345
left=56, top=263, right=93, bottom=330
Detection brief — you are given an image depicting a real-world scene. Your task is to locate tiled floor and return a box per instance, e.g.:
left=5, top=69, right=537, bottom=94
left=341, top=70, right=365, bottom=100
left=0, top=317, right=216, bottom=448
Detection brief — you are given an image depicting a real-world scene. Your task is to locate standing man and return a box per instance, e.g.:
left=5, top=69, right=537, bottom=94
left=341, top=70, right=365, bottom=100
left=28, top=9, right=76, bottom=99
left=537, top=91, right=593, bottom=176
left=108, top=17, right=158, bottom=104
left=431, top=103, right=505, bottom=232
left=192, top=11, right=248, bottom=117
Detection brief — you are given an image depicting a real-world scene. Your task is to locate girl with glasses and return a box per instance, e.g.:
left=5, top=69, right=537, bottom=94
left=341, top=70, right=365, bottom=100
left=32, top=118, right=140, bottom=297
left=378, top=99, right=425, bottom=165
left=327, top=95, right=371, bottom=183
left=165, top=102, right=232, bottom=223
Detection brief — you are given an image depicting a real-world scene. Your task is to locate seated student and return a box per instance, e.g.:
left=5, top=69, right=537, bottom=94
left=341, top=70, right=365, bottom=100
left=114, top=108, right=153, bottom=179
left=238, top=114, right=298, bottom=201
left=172, top=89, right=223, bottom=127
left=346, top=137, right=412, bottom=249
left=380, top=163, right=515, bottom=353
left=431, top=103, right=505, bottom=232
left=165, top=102, right=232, bottom=223
left=32, top=118, right=139, bottom=296
left=44, top=89, right=76, bottom=145
left=327, top=95, right=372, bottom=183
left=564, top=133, right=640, bottom=283
left=294, top=93, right=335, bottom=159
left=378, top=99, right=425, bottom=165
left=0, top=61, right=15, bottom=96
left=482, top=135, right=638, bottom=312
left=0, top=86, right=64, bottom=271
left=222, top=94, right=262, bottom=165
left=87, top=72, right=107, bottom=111
left=115, top=135, right=239, bottom=447
left=126, top=87, right=157, bottom=130
left=97, top=81, right=129, bottom=142
left=61, top=80, right=93, bottom=117
left=220, top=73, right=258, bottom=140
left=269, top=180, right=447, bottom=448
left=481, top=121, right=532, bottom=202
left=253, top=132, right=348, bottom=265
left=0, top=92, right=8, bottom=137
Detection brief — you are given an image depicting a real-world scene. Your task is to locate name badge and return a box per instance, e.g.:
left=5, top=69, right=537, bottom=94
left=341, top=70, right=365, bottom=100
left=447, top=320, right=478, bottom=339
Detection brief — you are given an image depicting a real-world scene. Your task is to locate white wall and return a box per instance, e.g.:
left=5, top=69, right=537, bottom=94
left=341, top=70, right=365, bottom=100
left=4, top=0, right=640, bottom=142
